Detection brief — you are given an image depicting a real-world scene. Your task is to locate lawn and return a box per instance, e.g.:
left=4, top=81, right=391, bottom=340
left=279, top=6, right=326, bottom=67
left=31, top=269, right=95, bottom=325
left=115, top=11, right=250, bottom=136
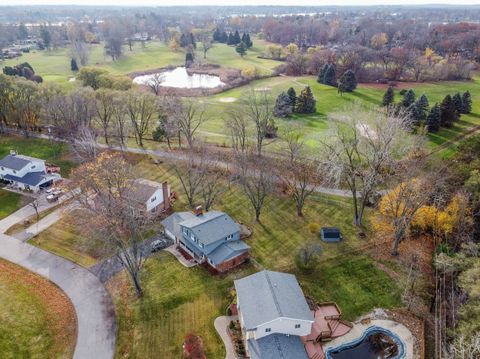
left=0, top=135, right=76, bottom=177
left=0, top=259, right=76, bottom=359
left=0, top=189, right=29, bottom=220
left=29, top=210, right=105, bottom=268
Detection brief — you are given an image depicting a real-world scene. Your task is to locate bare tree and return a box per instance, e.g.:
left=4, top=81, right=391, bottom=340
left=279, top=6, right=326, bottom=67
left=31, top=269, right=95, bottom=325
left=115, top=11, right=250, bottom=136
left=294, top=242, right=323, bottom=273
left=94, top=89, right=116, bottom=145
left=29, top=199, right=40, bottom=223
left=174, top=152, right=206, bottom=208
left=241, top=88, right=274, bottom=157
left=174, top=100, right=207, bottom=149
left=71, top=152, right=153, bottom=296
left=67, top=22, right=90, bottom=66
left=445, top=334, right=480, bottom=359
left=199, top=154, right=228, bottom=211
left=146, top=72, right=164, bottom=95
left=322, top=103, right=420, bottom=226
left=281, top=124, right=305, bottom=163
left=112, top=94, right=130, bottom=148
left=125, top=90, right=158, bottom=147
left=70, top=125, right=99, bottom=161
left=225, top=108, right=249, bottom=154
left=236, top=153, right=274, bottom=222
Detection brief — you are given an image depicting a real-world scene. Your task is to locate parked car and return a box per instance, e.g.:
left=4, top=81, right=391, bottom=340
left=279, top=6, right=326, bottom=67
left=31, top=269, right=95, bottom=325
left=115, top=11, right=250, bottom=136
left=46, top=194, right=58, bottom=202
left=150, top=239, right=166, bottom=252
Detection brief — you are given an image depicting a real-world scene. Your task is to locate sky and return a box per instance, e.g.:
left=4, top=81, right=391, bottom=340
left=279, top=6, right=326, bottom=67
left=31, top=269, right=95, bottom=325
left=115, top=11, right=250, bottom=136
left=3, top=0, right=480, bottom=6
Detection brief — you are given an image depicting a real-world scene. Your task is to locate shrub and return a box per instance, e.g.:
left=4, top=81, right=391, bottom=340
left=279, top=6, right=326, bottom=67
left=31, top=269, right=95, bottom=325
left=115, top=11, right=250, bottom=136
left=308, top=222, right=320, bottom=234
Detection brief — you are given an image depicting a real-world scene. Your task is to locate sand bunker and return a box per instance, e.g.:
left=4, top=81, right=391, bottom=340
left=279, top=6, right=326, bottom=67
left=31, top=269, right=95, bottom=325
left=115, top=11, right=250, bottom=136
left=254, top=87, right=271, bottom=92
left=218, top=97, right=237, bottom=103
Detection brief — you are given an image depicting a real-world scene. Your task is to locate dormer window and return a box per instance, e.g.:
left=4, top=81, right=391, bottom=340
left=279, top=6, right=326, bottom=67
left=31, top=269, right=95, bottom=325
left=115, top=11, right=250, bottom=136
left=295, top=324, right=301, bottom=329
left=31, top=165, right=35, bottom=169
left=151, top=196, right=156, bottom=202
left=265, top=328, right=271, bottom=333
left=13, top=170, right=16, bottom=174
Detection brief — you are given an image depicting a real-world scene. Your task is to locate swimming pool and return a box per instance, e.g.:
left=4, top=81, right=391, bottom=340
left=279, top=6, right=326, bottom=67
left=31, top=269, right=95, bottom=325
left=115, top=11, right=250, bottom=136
left=325, top=326, right=406, bottom=359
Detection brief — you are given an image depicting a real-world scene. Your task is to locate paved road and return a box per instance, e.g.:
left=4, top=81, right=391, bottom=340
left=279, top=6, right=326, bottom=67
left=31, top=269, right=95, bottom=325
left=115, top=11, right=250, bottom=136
left=214, top=315, right=237, bottom=359
left=0, top=233, right=116, bottom=359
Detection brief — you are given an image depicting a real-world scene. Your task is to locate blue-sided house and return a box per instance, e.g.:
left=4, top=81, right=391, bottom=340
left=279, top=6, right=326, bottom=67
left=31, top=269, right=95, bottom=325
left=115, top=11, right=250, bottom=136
left=162, top=207, right=250, bottom=272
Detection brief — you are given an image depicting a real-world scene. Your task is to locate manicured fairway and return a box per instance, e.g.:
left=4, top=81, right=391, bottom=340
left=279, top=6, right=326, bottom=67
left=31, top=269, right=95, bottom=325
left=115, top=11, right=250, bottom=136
left=0, top=259, right=76, bottom=359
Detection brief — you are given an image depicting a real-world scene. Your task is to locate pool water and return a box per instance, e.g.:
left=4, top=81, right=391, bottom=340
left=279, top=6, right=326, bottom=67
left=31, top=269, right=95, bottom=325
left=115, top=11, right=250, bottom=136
left=133, top=67, right=225, bottom=89
left=327, top=327, right=405, bottom=359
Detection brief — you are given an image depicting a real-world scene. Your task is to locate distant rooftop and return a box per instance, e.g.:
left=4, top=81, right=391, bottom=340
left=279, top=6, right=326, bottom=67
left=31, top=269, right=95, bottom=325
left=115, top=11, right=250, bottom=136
left=0, top=153, right=44, bottom=171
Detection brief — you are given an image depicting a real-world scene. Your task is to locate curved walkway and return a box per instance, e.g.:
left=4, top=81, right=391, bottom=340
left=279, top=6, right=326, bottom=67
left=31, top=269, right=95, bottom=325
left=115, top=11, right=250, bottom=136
left=214, top=315, right=237, bottom=359
left=0, top=233, right=116, bottom=359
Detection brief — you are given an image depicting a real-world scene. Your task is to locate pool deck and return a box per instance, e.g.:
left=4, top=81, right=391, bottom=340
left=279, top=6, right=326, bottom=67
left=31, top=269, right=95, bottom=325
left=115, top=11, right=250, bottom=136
left=322, top=319, right=415, bottom=359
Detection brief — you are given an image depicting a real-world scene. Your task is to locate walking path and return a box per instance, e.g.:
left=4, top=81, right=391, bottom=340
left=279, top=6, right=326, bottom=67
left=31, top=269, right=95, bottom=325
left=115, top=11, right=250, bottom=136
left=214, top=315, right=237, bottom=359
left=0, top=233, right=116, bottom=359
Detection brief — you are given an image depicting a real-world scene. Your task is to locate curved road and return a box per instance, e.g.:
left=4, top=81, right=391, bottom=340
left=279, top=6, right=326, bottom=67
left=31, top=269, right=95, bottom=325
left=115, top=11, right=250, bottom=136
left=0, top=232, right=116, bottom=359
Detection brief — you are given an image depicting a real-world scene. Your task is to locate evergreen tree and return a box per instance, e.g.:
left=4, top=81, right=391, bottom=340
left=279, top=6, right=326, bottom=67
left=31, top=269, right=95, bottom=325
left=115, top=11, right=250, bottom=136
left=415, top=94, right=429, bottom=123
left=241, top=32, right=247, bottom=44
left=180, top=33, right=188, bottom=47
left=220, top=31, right=228, bottom=43
left=402, top=89, right=416, bottom=108
left=185, top=52, right=194, bottom=67
left=417, top=94, right=429, bottom=114
left=337, top=69, right=357, bottom=95
left=235, top=41, right=247, bottom=57
left=233, top=30, right=241, bottom=45
left=461, top=91, right=472, bottom=114
left=287, top=87, right=297, bottom=109
left=440, top=95, right=457, bottom=127
left=452, top=92, right=463, bottom=116
left=317, top=63, right=329, bottom=84
left=71, top=58, right=79, bottom=72
left=409, top=102, right=423, bottom=126
left=274, top=91, right=293, bottom=117
left=227, top=32, right=235, bottom=45
left=296, top=86, right=316, bottom=114
left=213, top=28, right=221, bottom=42
left=426, top=104, right=441, bottom=133
left=323, top=64, right=337, bottom=87
left=189, top=33, right=196, bottom=49
left=382, top=86, right=395, bottom=107
left=245, top=33, right=253, bottom=48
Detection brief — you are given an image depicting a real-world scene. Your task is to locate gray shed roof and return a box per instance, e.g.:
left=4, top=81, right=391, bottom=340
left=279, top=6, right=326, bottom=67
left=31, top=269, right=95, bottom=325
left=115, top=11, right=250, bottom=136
left=234, top=270, right=313, bottom=330
left=0, top=154, right=32, bottom=171
left=208, top=241, right=250, bottom=265
left=180, top=211, right=240, bottom=246
left=125, top=178, right=163, bottom=204
left=248, top=334, right=308, bottom=359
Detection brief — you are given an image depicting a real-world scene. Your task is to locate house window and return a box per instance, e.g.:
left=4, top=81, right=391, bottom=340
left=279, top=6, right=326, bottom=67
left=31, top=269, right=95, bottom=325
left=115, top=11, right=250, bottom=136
left=13, top=170, right=16, bottom=174
left=151, top=196, right=156, bottom=202
left=1, top=167, right=4, bottom=170
left=31, top=165, right=35, bottom=169
left=265, top=328, right=271, bottom=333
left=295, top=324, right=301, bottom=329
left=200, top=243, right=204, bottom=248
left=226, top=234, right=233, bottom=240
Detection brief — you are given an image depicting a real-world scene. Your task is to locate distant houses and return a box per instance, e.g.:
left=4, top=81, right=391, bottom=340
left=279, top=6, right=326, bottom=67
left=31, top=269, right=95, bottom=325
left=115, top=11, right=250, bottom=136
left=0, top=151, right=62, bottom=193
left=126, top=178, right=171, bottom=213
left=162, top=207, right=250, bottom=273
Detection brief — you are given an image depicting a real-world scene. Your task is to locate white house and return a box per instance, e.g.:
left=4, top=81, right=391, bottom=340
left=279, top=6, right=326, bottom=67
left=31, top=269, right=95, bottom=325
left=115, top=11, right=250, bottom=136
left=234, top=270, right=315, bottom=359
left=0, top=151, right=61, bottom=193
left=126, top=178, right=171, bottom=213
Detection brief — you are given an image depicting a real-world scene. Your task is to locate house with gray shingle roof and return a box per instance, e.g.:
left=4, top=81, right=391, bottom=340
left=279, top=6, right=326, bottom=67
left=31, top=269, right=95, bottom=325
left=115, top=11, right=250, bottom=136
left=161, top=208, right=250, bottom=272
left=0, top=151, right=61, bottom=193
left=125, top=178, right=171, bottom=213
left=234, top=270, right=314, bottom=359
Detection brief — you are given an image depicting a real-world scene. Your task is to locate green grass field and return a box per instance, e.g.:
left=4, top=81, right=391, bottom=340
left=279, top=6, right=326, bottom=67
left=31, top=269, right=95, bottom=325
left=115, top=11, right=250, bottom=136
left=0, top=136, right=76, bottom=177
left=0, top=189, right=28, bottom=220
left=0, top=259, right=76, bottom=359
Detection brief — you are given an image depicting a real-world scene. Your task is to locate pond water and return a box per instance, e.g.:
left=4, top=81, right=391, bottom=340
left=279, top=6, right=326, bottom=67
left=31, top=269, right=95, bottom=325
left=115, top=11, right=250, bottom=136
left=327, top=327, right=404, bottom=359
left=133, top=67, right=225, bottom=89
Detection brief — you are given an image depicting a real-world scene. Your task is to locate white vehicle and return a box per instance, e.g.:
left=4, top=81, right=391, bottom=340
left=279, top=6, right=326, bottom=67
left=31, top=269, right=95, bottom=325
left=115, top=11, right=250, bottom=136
left=150, top=239, right=165, bottom=252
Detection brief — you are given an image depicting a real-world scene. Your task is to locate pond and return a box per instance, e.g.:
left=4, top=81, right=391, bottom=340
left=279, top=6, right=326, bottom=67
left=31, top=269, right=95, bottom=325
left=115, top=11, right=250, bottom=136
left=326, top=327, right=405, bottom=359
left=133, top=67, right=225, bottom=89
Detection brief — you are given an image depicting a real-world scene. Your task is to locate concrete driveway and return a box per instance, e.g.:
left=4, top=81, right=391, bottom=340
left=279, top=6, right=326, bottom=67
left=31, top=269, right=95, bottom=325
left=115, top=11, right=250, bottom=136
left=214, top=315, right=237, bottom=359
left=0, top=233, right=116, bottom=359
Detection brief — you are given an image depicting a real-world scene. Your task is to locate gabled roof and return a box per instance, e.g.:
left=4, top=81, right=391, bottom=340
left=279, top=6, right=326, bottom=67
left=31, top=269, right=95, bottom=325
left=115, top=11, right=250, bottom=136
left=207, top=240, right=250, bottom=265
left=3, top=172, right=50, bottom=186
left=179, top=211, right=240, bottom=246
left=234, top=270, right=313, bottom=330
left=125, top=178, right=164, bottom=204
left=248, top=335, right=308, bottom=359
left=161, top=212, right=196, bottom=240
left=0, top=154, right=38, bottom=171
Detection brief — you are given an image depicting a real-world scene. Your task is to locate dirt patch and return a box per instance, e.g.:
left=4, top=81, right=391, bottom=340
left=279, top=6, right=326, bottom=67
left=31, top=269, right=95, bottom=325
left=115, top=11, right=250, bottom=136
left=361, top=82, right=428, bottom=90
left=0, top=259, right=77, bottom=358
left=218, top=97, right=237, bottom=103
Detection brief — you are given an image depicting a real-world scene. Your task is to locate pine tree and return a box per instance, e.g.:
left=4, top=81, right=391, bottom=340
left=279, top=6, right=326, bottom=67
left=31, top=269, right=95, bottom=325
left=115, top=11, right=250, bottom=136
left=287, top=87, right=297, bottom=109
left=415, top=94, right=429, bottom=123
left=440, top=95, right=457, bottom=128
left=213, top=28, right=221, bottom=42
left=233, top=30, right=241, bottom=45
left=461, top=91, right=472, bottom=114
left=338, top=69, right=357, bottom=95
left=382, top=86, right=394, bottom=107
left=317, top=64, right=328, bottom=84
left=426, top=104, right=441, bottom=133
left=323, top=64, right=336, bottom=87
left=235, top=41, right=247, bottom=57
left=227, top=32, right=235, bottom=45
left=409, top=102, right=423, bottom=126
left=296, top=86, right=316, bottom=114
left=220, top=31, right=228, bottom=43
left=452, top=92, right=463, bottom=116
left=71, top=58, right=79, bottom=71
left=241, top=32, right=247, bottom=44
left=274, top=91, right=293, bottom=117
left=190, top=33, right=196, bottom=49
left=245, top=33, right=253, bottom=48
left=402, top=89, right=416, bottom=108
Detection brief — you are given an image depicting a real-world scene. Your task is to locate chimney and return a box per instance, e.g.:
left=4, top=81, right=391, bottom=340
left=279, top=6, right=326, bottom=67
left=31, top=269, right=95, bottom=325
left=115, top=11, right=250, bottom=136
left=162, top=181, right=170, bottom=211
left=194, top=205, right=203, bottom=216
